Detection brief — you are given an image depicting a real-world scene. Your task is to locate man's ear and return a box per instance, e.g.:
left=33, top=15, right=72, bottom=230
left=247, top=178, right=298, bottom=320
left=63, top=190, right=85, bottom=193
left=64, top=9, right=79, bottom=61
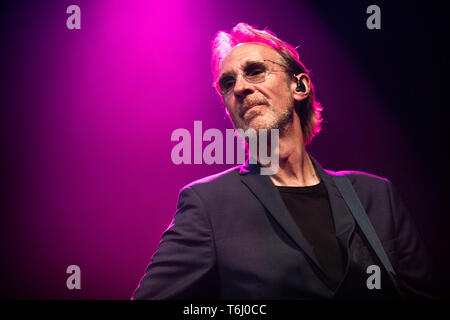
left=292, top=73, right=311, bottom=102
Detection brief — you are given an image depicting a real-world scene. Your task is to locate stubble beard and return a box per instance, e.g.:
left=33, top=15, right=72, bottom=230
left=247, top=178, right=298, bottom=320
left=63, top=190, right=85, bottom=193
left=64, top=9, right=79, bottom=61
left=237, top=104, right=294, bottom=136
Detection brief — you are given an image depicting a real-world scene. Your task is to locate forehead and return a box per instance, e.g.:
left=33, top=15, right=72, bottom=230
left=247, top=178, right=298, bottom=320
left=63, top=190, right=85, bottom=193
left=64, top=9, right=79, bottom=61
left=219, top=43, right=281, bottom=75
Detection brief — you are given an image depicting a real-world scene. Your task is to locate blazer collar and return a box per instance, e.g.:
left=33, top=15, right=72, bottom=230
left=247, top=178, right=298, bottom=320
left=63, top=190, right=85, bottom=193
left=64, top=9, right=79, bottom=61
left=239, top=153, right=355, bottom=289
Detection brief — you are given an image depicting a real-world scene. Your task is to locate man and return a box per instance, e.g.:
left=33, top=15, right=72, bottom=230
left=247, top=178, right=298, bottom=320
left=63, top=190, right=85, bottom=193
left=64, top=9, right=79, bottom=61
left=132, top=23, right=435, bottom=299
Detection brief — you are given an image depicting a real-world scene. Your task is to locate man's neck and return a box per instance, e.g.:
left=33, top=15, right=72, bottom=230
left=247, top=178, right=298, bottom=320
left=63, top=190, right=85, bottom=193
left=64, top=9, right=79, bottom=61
left=266, top=122, right=320, bottom=187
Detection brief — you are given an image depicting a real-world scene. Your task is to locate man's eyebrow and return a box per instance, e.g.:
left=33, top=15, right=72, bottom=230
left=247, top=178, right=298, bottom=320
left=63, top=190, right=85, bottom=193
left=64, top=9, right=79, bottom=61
left=219, top=70, right=235, bottom=79
left=242, top=60, right=265, bottom=69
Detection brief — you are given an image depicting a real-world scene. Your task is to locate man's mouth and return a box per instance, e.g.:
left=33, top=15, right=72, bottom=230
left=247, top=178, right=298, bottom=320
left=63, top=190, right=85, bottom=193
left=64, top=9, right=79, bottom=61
left=244, top=104, right=261, bottom=114
left=240, top=102, right=267, bottom=118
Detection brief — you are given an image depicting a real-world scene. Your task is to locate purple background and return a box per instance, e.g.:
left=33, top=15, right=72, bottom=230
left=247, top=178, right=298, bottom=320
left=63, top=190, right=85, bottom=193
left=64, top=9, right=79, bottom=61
left=1, top=0, right=448, bottom=299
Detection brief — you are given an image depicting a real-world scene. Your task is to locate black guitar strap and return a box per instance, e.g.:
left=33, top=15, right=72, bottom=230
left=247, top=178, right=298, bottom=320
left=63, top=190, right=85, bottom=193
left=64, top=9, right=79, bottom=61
left=332, top=175, right=405, bottom=298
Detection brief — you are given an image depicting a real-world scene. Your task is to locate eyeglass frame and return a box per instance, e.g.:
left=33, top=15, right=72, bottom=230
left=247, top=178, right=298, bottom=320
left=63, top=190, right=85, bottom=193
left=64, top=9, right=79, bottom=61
left=212, top=59, right=293, bottom=96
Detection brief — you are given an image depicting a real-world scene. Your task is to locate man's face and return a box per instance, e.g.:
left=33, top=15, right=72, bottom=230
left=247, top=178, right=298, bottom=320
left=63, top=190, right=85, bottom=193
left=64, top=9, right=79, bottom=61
left=218, top=43, right=295, bottom=132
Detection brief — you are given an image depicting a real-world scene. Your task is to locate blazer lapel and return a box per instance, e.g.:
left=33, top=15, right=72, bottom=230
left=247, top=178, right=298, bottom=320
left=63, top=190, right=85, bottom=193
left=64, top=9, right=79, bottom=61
left=239, top=154, right=356, bottom=289
left=239, top=158, right=326, bottom=276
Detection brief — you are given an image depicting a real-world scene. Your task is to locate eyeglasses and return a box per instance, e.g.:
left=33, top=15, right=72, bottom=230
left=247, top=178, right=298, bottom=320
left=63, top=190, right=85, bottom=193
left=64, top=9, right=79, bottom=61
left=213, top=59, right=289, bottom=96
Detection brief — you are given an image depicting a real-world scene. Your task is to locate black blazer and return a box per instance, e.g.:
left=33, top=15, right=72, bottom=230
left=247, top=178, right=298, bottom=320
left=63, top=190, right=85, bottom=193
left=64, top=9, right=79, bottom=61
left=133, top=154, right=436, bottom=299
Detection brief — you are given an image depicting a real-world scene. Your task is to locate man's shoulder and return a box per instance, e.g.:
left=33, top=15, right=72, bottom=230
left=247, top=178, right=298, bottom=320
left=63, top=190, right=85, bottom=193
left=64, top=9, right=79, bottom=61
left=325, top=168, right=392, bottom=194
left=330, top=169, right=389, bottom=182
left=181, top=165, right=243, bottom=192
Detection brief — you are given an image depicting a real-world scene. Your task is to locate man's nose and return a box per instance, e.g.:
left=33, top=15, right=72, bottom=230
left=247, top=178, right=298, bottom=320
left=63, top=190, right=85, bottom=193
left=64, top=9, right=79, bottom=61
left=233, top=74, right=254, bottom=98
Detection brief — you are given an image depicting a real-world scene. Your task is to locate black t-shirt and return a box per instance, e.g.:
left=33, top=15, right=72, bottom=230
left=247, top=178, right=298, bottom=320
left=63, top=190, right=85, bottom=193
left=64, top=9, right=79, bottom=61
left=277, top=180, right=345, bottom=289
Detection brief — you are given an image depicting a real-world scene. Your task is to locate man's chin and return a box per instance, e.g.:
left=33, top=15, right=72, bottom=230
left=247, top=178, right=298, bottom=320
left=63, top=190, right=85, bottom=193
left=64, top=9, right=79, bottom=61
left=242, top=121, right=277, bottom=132
left=233, top=110, right=291, bottom=133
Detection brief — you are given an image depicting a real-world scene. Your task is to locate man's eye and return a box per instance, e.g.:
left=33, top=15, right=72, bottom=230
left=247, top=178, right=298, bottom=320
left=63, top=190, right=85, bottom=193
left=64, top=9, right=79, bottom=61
left=246, top=68, right=264, bottom=76
left=220, top=78, right=235, bottom=91
left=245, top=64, right=266, bottom=77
